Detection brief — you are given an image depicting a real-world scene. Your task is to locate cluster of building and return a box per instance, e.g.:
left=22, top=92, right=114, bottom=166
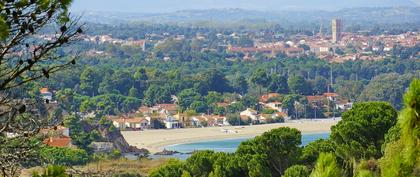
left=108, top=92, right=353, bottom=131
left=226, top=19, right=419, bottom=62
left=50, top=18, right=418, bottom=62
left=40, top=125, right=116, bottom=153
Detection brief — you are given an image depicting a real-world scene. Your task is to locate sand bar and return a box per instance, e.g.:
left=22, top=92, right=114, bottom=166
left=122, top=119, right=340, bottom=153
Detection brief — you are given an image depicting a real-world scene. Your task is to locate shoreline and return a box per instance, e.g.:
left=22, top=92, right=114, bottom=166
left=122, top=119, right=339, bottom=153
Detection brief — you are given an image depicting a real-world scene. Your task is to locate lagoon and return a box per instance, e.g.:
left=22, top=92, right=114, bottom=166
left=148, top=132, right=330, bottom=159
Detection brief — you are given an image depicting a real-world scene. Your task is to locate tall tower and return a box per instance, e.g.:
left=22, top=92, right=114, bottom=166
left=331, top=19, right=342, bottom=43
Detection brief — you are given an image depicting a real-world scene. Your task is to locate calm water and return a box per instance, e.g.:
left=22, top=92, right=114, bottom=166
left=147, top=132, right=330, bottom=159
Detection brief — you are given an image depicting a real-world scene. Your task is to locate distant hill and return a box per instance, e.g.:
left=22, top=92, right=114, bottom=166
left=77, top=7, right=420, bottom=28
left=72, top=0, right=418, bottom=13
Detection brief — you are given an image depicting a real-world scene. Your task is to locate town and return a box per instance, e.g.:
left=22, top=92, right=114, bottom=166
left=55, top=18, right=420, bottom=62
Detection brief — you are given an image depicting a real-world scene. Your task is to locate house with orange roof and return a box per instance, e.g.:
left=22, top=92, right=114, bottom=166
left=40, top=87, right=53, bottom=102
left=155, top=104, right=178, bottom=115
left=43, top=136, right=73, bottom=148
left=240, top=108, right=259, bottom=122
left=259, top=93, right=281, bottom=103
left=323, top=92, right=339, bottom=101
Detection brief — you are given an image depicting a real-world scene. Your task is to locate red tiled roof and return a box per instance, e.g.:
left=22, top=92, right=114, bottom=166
left=260, top=93, right=281, bottom=103
left=307, top=96, right=325, bottom=103
left=323, top=93, right=339, bottom=97
left=276, top=112, right=288, bottom=118
left=40, top=88, right=49, bottom=93
left=157, top=104, right=177, bottom=111
left=138, top=106, right=151, bottom=113
left=240, top=115, right=250, bottom=120
left=43, top=136, right=71, bottom=148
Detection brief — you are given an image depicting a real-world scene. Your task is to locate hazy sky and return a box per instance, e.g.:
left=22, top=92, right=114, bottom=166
left=71, top=0, right=419, bottom=13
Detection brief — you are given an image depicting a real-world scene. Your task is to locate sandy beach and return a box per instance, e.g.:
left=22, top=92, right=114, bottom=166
left=122, top=119, right=340, bottom=153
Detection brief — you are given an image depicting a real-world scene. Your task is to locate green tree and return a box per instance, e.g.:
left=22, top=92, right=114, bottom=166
left=190, top=101, right=209, bottom=113
left=330, top=102, right=397, bottom=174
left=288, top=75, right=312, bottom=95
left=334, top=80, right=364, bottom=101
left=149, top=159, right=186, bottom=177
left=32, top=165, right=68, bottom=177
left=40, top=147, right=89, bottom=166
left=283, top=165, right=310, bottom=177
left=80, top=67, right=100, bottom=96
left=234, top=75, right=249, bottom=95
left=250, top=69, right=270, bottom=94
left=185, top=151, right=215, bottom=177
left=236, top=127, right=302, bottom=176
left=110, top=70, right=135, bottom=95
left=310, top=153, right=341, bottom=177
left=268, top=74, right=289, bottom=94
left=313, top=76, right=328, bottom=95
left=358, top=73, right=413, bottom=109
left=128, top=87, right=139, bottom=98
left=205, top=92, right=224, bottom=106
left=143, top=85, right=172, bottom=106
left=380, top=79, right=420, bottom=177
left=300, top=139, right=335, bottom=167
left=199, top=70, right=232, bottom=94
left=178, top=89, right=201, bottom=111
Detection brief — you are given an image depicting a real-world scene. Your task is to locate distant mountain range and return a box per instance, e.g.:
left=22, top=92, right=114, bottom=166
left=76, top=7, right=420, bottom=27
left=72, top=0, right=419, bottom=13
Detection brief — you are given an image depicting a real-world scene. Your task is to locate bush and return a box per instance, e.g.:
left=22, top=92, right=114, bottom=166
left=283, top=165, right=310, bottom=177
left=32, top=165, right=68, bottom=177
left=40, top=147, right=89, bottom=166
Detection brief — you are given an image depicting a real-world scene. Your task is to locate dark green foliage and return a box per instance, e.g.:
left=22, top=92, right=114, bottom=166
left=190, top=101, right=209, bottom=113
left=283, top=165, right=310, bottom=177
left=177, top=89, right=202, bottom=111
left=233, top=76, right=249, bottom=94
left=80, top=94, right=141, bottom=115
left=300, top=139, right=335, bottom=167
left=185, top=151, right=216, bottom=177
left=80, top=67, right=101, bottom=97
left=288, top=75, right=313, bottom=95
left=40, top=147, right=89, bottom=166
left=198, top=69, right=232, bottom=94
left=236, top=127, right=302, bottom=176
left=149, top=159, right=186, bottom=177
left=313, top=76, right=328, bottom=95
left=268, top=74, right=289, bottom=94
left=380, top=79, right=420, bottom=177
left=64, top=115, right=103, bottom=152
left=250, top=68, right=271, bottom=94
left=143, top=85, right=172, bottom=106
left=331, top=102, right=398, bottom=160
left=358, top=73, right=414, bottom=109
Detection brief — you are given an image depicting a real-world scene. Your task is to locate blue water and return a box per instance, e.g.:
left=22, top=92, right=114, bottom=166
left=147, top=132, right=330, bottom=159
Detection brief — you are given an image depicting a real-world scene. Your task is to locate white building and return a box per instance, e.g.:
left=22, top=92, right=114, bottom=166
left=112, top=118, right=149, bottom=130
left=240, top=108, right=259, bottom=121
left=164, top=115, right=181, bottom=129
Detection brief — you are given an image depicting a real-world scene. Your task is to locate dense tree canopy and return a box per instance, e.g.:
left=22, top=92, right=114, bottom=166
left=236, top=127, right=302, bottom=176
left=330, top=102, right=398, bottom=174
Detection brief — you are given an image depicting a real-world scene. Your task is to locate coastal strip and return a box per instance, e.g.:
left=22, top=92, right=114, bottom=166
left=122, top=119, right=339, bottom=153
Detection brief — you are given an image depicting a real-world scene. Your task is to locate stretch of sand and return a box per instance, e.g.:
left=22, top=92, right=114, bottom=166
left=122, top=119, right=340, bottom=153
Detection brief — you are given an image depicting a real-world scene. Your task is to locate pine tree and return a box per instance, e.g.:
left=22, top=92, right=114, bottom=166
left=380, top=79, right=420, bottom=177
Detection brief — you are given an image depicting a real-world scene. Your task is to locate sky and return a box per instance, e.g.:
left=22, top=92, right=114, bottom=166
left=71, top=0, right=419, bottom=13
